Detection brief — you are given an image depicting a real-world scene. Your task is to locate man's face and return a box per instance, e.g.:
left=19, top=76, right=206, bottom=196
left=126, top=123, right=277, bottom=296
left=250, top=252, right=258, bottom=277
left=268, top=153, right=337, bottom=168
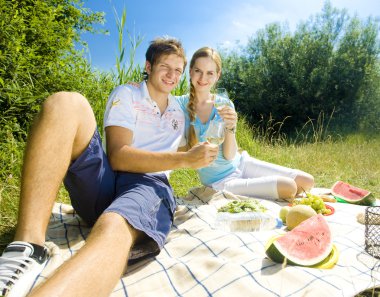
left=145, top=54, right=184, bottom=94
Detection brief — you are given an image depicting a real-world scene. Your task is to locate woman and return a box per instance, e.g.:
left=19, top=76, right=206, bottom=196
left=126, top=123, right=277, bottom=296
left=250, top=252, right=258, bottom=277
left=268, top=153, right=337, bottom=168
left=176, top=47, right=314, bottom=200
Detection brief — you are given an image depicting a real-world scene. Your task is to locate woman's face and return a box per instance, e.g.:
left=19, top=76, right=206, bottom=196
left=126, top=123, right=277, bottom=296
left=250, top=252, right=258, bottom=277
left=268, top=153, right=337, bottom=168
left=190, top=56, right=220, bottom=93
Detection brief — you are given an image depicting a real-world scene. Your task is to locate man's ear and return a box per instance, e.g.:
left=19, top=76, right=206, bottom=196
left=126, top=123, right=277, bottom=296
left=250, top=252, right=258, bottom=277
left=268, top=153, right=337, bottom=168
left=145, top=61, right=152, bottom=75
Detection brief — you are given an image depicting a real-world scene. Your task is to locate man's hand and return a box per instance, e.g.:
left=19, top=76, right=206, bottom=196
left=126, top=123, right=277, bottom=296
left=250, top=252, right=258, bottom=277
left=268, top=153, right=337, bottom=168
left=185, top=142, right=219, bottom=169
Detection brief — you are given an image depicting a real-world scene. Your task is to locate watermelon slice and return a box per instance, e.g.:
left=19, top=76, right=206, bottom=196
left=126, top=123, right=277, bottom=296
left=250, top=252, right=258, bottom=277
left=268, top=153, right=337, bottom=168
left=265, top=215, right=335, bottom=267
left=331, top=181, right=375, bottom=206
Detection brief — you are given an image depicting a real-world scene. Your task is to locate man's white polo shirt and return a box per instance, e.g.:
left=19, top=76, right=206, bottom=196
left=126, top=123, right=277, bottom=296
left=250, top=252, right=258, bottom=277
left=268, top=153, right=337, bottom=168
left=103, top=81, right=186, bottom=174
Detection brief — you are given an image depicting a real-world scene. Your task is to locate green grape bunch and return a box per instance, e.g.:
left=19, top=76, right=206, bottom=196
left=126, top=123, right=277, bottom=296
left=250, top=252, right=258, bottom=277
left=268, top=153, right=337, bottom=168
left=292, top=192, right=332, bottom=215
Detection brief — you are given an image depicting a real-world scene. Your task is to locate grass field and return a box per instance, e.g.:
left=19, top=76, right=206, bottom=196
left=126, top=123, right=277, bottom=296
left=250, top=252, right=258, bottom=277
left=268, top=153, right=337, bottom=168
left=170, top=119, right=380, bottom=198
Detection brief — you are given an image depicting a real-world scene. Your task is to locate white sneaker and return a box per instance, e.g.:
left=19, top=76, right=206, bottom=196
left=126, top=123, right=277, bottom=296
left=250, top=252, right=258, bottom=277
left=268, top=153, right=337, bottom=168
left=0, top=241, right=49, bottom=297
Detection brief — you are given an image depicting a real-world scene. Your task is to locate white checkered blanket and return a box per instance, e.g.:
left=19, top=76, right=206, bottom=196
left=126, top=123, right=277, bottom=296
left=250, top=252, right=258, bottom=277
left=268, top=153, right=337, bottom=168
left=36, top=187, right=380, bottom=296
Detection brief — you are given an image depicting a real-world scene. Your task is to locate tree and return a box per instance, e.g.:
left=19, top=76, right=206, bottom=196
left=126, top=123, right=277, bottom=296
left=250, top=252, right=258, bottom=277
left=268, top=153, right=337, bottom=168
left=219, top=1, right=380, bottom=135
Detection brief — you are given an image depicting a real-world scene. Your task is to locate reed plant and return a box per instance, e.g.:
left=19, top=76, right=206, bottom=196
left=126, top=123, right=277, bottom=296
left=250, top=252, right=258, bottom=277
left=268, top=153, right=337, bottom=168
left=113, top=5, right=144, bottom=86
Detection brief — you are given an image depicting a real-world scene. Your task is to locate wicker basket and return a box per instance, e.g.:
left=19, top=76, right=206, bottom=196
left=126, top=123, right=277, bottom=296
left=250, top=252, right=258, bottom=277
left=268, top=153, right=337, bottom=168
left=365, top=206, right=380, bottom=259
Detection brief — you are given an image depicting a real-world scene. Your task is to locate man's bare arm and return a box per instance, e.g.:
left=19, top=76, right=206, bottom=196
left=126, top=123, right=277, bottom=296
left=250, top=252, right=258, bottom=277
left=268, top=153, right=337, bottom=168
left=106, top=126, right=217, bottom=173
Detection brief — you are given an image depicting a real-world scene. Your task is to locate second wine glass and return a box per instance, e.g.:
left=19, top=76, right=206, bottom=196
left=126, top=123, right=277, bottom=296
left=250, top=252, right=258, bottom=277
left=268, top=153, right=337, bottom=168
left=205, top=120, right=225, bottom=146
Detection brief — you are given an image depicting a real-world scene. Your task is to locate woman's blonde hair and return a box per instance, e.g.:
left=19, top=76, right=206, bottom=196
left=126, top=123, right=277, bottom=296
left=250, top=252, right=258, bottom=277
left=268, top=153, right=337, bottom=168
left=187, top=47, right=222, bottom=148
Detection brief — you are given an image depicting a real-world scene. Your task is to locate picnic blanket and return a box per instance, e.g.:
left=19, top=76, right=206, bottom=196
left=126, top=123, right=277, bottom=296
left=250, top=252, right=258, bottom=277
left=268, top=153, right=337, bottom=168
left=36, top=187, right=380, bottom=296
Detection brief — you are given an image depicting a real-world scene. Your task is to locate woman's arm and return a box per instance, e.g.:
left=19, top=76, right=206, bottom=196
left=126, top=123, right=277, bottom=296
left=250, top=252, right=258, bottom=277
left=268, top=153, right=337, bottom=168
left=217, top=106, right=238, bottom=160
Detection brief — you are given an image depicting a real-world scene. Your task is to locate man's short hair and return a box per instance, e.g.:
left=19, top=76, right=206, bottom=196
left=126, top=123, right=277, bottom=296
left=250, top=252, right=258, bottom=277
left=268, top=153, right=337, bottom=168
left=144, top=36, right=187, bottom=79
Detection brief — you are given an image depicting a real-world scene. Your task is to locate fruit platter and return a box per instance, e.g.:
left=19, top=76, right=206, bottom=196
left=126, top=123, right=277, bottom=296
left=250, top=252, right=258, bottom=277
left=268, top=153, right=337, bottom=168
left=290, top=191, right=334, bottom=215
left=280, top=191, right=335, bottom=230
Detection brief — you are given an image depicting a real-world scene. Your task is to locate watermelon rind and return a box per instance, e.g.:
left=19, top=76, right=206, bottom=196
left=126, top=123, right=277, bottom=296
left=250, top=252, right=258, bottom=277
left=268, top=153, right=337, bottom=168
left=311, top=244, right=339, bottom=269
left=331, top=181, right=375, bottom=206
left=333, top=194, right=376, bottom=206
left=265, top=215, right=333, bottom=267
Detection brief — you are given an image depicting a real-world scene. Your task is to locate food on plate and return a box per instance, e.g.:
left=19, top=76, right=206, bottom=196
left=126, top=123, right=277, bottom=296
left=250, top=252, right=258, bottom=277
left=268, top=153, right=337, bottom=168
left=217, top=199, right=267, bottom=213
left=265, top=214, right=338, bottom=268
left=291, top=192, right=332, bottom=215
left=286, top=205, right=317, bottom=230
left=216, top=199, right=276, bottom=232
left=331, top=181, right=376, bottom=206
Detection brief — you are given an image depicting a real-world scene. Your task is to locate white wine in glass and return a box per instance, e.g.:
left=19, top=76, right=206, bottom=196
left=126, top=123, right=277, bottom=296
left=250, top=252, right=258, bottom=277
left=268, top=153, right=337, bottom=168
left=206, top=136, right=225, bottom=146
left=205, top=120, right=225, bottom=166
left=205, top=120, right=225, bottom=146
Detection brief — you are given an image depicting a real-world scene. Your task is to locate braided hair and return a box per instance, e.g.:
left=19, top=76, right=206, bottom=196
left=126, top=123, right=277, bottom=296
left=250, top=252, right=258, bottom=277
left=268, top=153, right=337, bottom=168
left=187, top=47, right=222, bottom=148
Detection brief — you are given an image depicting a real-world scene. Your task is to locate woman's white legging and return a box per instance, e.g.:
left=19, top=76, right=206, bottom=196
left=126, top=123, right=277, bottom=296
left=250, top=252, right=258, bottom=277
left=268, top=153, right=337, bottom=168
left=211, top=151, right=301, bottom=199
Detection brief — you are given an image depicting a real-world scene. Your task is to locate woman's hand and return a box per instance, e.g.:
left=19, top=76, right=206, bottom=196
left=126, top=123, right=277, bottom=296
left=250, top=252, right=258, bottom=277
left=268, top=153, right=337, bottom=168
left=217, top=106, right=237, bottom=130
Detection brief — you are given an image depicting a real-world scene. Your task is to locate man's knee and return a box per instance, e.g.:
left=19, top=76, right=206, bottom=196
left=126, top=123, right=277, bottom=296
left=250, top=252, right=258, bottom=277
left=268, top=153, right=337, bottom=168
left=93, top=212, right=138, bottom=243
left=42, top=91, right=91, bottom=116
left=40, top=92, right=96, bottom=134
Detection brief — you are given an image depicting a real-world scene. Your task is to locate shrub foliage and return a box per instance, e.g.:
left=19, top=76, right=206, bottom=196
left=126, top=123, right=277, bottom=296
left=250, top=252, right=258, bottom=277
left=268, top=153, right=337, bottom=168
left=0, top=0, right=113, bottom=140
left=219, top=2, right=380, bottom=134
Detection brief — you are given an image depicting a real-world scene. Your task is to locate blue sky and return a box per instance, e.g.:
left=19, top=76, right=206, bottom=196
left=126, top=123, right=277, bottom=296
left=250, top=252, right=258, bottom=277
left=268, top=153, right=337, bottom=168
left=80, top=0, right=379, bottom=72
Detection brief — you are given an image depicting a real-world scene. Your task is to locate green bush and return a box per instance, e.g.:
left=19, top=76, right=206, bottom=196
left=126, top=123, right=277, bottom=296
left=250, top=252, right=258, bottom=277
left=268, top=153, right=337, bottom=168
left=219, top=1, right=380, bottom=135
left=0, top=0, right=109, bottom=139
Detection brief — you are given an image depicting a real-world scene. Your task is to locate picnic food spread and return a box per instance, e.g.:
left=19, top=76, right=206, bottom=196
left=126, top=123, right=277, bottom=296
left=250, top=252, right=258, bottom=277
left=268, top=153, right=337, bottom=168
left=214, top=181, right=376, bottom=271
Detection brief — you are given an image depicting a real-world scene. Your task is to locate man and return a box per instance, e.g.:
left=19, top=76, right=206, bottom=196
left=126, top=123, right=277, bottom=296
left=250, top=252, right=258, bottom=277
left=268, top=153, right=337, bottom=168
left=0, top=37, right=218, bottom=297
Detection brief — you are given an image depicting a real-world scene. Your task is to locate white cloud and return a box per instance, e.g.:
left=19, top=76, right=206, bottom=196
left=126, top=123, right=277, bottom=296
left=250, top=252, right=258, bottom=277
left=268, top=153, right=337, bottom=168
left=209, top=0, right=379, bottom=51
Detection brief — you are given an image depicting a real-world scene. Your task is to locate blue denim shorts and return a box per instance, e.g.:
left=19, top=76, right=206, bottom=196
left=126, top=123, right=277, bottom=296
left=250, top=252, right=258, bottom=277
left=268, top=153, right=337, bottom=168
left=64, top=130, right=176, bottom=260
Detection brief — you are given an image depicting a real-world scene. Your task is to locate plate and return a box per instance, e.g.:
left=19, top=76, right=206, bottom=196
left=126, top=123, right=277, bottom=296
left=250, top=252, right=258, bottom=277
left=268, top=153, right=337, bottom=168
left=324, top=204, right=335, bottom=216
left=214, top=211, right=278, bottom=232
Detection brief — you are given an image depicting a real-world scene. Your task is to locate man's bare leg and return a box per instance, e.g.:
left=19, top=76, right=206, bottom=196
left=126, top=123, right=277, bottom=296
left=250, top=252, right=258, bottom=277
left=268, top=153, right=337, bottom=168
left=14, top=91, right=97, bottom=245
left=29, top=212, right=140, bottom=297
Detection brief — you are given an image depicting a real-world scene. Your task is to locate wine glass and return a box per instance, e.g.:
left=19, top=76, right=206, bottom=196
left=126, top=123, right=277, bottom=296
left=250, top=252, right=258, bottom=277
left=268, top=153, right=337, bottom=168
left=214, top=88, right=230, bottom=111
left=205, top=120, right=225, bottom=166
left=205, top=120, right=225, bottom=146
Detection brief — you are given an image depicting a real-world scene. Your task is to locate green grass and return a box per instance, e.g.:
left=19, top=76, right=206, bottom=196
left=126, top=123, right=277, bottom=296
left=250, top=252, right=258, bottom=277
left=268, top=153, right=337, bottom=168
left=170, top=119, right=380, bottom=199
